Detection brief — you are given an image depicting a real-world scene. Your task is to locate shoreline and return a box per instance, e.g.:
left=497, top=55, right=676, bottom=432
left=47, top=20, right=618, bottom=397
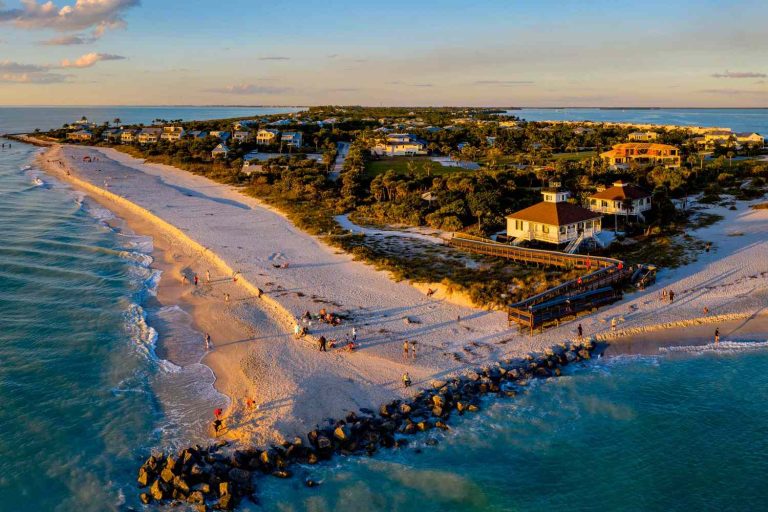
left=35, top=145, right=292, bottom=444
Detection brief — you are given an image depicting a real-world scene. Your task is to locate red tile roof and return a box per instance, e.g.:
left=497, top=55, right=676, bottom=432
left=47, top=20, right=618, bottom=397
left=590, top=182, right=650, bottom=201
left=506, top=201, right=601, bottom=226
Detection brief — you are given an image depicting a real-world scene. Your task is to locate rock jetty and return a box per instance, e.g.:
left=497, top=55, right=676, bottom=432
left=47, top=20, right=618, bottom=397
left=136, top=339, right=598, bottom=510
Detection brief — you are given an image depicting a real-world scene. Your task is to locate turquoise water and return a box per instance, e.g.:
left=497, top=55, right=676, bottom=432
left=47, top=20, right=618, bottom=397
left=514, top=108, right=768, bottom=134
left=259, top=351, right=768, bottom=511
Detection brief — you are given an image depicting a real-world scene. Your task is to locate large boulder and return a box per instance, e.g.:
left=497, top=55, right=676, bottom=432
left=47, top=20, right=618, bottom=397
left=334, top=424, right=351, bottom=442
left=149, top=479, right=167, bottom=501
left=228, top=468, right=252, bottom=485
left=137, top=467, right=152, bottom=488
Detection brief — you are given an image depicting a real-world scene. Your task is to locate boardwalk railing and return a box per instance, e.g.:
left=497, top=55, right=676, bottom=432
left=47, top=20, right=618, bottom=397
left=448, top=233, right=638, bottom=332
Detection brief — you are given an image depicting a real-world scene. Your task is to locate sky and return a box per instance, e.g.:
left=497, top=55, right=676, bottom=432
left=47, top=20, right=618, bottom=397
left=0, top=0, right=767, bottom=107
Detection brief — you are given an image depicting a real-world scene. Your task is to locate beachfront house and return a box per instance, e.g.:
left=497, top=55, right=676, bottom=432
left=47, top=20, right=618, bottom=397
left=588, top=181, right=652, bottom=222
left=121, top=129, right=139, bottom=143
left=628, top=131, right=658, bottom=142
left=186, top=130, right=208, bottom=139
left=161, top=126, right=185, bottom=142
left=703, top=130, right=735, bottom=147
left=600, top=143, right=681, bottom=169
left=735, top=132, right=764, bottom=149
left=281, top=132, right=303, bottom=148
left=138, top=127, right=163, bottom=144
left=234, top=120, right=259, bottom=131
left=210, top=131, right=231, bottom=142
left=101, top=128, right=123, bottom=142
left=256, top=129, right=280, bottom=145
left=506, top=189, right=602, bottom=248
left=212, top=143, right=230, bottom=158
left=68, top=129, right=93, bottom=141
left=371, top=133, right=427, bottom=156
left=233, top=131, right=253, bottom=143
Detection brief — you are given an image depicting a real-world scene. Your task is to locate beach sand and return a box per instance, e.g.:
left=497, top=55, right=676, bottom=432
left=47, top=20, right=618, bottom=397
left=34, top=141, right=768, bottom=446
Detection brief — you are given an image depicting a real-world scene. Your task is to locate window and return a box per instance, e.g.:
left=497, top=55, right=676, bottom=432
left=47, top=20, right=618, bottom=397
left=560, top=226, right=566, bottom=234
left=602, top=200, right=608, bottom=207
left=542, top=225, right=549, bottom=234
left=590, top=199, right=596, bottom=205
left=514, top=220, right=523, bottom=231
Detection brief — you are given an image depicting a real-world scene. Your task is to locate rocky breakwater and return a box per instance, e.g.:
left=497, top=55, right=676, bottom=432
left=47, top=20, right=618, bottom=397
left=136, top=339, right=598, bottom=510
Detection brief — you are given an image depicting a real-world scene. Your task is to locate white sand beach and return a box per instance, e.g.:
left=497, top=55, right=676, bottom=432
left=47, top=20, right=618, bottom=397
left=37, top=142, right=768, bottom=445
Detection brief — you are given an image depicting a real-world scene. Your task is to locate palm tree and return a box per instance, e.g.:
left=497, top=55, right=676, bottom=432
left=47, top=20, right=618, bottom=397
left=727, top=151, right=734, bottom=168
left=113, top=118, right=121, bottom=127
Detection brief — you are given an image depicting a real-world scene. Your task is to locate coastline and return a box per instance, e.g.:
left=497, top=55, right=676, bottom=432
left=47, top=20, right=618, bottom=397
left=31, top=137, right=768, bottom=447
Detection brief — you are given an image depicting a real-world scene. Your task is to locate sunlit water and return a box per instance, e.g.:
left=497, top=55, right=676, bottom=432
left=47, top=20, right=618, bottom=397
left=1, top=108, right=767, bottom=511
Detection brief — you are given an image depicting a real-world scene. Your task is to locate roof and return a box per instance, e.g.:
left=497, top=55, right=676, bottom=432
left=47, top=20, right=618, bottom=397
left=609, top=142, right=678, bottom=151
left=506, top=201, right=601, bottom=226
left=590, top=182, right=650, bottom=201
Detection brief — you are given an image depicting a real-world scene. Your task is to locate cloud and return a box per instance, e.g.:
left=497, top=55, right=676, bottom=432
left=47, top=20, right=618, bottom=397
left=41, top=33, right=94, bottom=45
left=0, top=0, right=138, bottom=34
left=327, top=54, right=338, bottom=59
left=327, top=87, right=359, bottom=92
left=711, top=71, right=766, bottom=79
left=409, top=83, right=433, bottom=87
left=258, top=56, right=290, bottom=61
left=208, top=83, right=292, bottom=95
left=699, top=88, right=768, bottom=96
left=60, top=52, right=125, bottom=68
left=0, top=60, right=69, bottom=83
left=474, top=80, right=535, bottom=86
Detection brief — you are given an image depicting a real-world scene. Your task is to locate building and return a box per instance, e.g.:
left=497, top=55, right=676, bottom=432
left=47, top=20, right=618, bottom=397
left=588, top=181, right=652, bottom=221
left=371, top=133, right=427, bottom=156
left=281, top=131, right=303, bottom=148
left=256, top=129, right=280, bottom=145
left=233, top=131, right=253, bottom=143
left=210, top=131, right=231, bottom=142
left=101, top=128, right=122, bottom=142
left=186, top=130, right=208, bottom=139
left=137, top=127, right=163, bottom=144
left=68, top=129, right=93, bottom=141
left=211, top=143, right=230, bottom=158
left=628, top=131, right=658, bottom=142
left=506, top=190, right=602, bottom=245
left=703, top=130, right=734, bottom=147
left=121, top=129, right=139, bottom=143
left=735, top=132, right=764, bottom=148
left=600, top=143, right=681, bottom=169
left=161, top=126, right=185, bottom=141
left=234, top=120, right=259, bottom=131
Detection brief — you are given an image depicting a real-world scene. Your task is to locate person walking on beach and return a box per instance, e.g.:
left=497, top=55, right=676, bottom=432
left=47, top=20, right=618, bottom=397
left=206, top=270, right=211, bottom=283
left=319, top=336, right=328, bottom=352
left=410, top=341, right=417, bottom=360
left=577, top=323, right=583, bottom=341
left=204, top=333, right=212, bottom=350
left=182, top=274, right=188, bottom=285
left=715, top=328, right=720, bottom=346
left=294, top=323, right=301, bottom=339
left=611, top=317, right=617, bottom=332
left=352, top=327, right=357, bottom=343
left=669, top=290, right=675, bottom=303
left=224, top=293, right=230, bottom=303
left=402, top=372, right=412, bottom=388
left=194, top=274, right=199, bottom=286
left=403, top=340, right=409, bottom=359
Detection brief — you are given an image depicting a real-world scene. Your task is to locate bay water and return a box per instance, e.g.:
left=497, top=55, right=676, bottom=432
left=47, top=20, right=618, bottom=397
left=0, top=107, right=766, bottom=511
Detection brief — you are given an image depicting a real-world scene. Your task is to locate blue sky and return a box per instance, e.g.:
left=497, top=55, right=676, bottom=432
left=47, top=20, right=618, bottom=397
left=1, top=0, right=766, bottom=106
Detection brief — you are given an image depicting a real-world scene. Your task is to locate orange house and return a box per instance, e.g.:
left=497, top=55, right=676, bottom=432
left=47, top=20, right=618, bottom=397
left=600, top=143, right=681, bottom=169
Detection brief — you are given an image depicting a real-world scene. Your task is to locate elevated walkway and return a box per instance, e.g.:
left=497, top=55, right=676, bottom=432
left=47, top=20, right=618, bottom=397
left=448, top=233, right=652, bottom=332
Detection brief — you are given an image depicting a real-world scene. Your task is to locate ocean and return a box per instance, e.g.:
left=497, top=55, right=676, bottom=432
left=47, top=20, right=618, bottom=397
left=513, top=108, right=768, bottom=134
left=0, top=107, right=766, bottom=511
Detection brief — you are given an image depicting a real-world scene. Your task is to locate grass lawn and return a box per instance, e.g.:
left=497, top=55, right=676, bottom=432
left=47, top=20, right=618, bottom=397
left=551, top=150, right=597, bottom=162
left=364, top=156, right=468, bottom=178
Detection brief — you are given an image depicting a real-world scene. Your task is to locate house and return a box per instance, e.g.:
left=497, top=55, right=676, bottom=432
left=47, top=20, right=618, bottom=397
left=101, top=128, right=123, bottom=142
left=703, top=130, right=735, bottom=147
left=256, top=129, right=280, bottom=145
left=735, top=132, right=764, bottom=148
left=600, top=143, right=681, bottom=169
left=281, top=131, right=303, bottom=148
left=371, top=134, right=427, bottom=156
left=506, top=189, right=602, bottom=246
left=233, top=120, right=259, bottom=131
left=233, top=131, right=253, bottom=143
left=588, top=181, right=652, bottom=221
left=121, top=129, right=139, bottom=143
left=210, top=131, right=231, bottom=142
left=186, top=130, right=208, bottom=139
left=68, top=129, right=93, bottom=141
left=161, top=126, right=185, bottom=141
left=137, top=127, right=163, bottom=144
left=269, top=119, right=293, bottom=126
left=628, top=131, right=658, bottom=142
left=211, top=143, right=230, bottom=158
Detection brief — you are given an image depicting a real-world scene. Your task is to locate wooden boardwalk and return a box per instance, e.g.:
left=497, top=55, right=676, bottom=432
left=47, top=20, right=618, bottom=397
left=449, top=233, right=642, bottom=332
